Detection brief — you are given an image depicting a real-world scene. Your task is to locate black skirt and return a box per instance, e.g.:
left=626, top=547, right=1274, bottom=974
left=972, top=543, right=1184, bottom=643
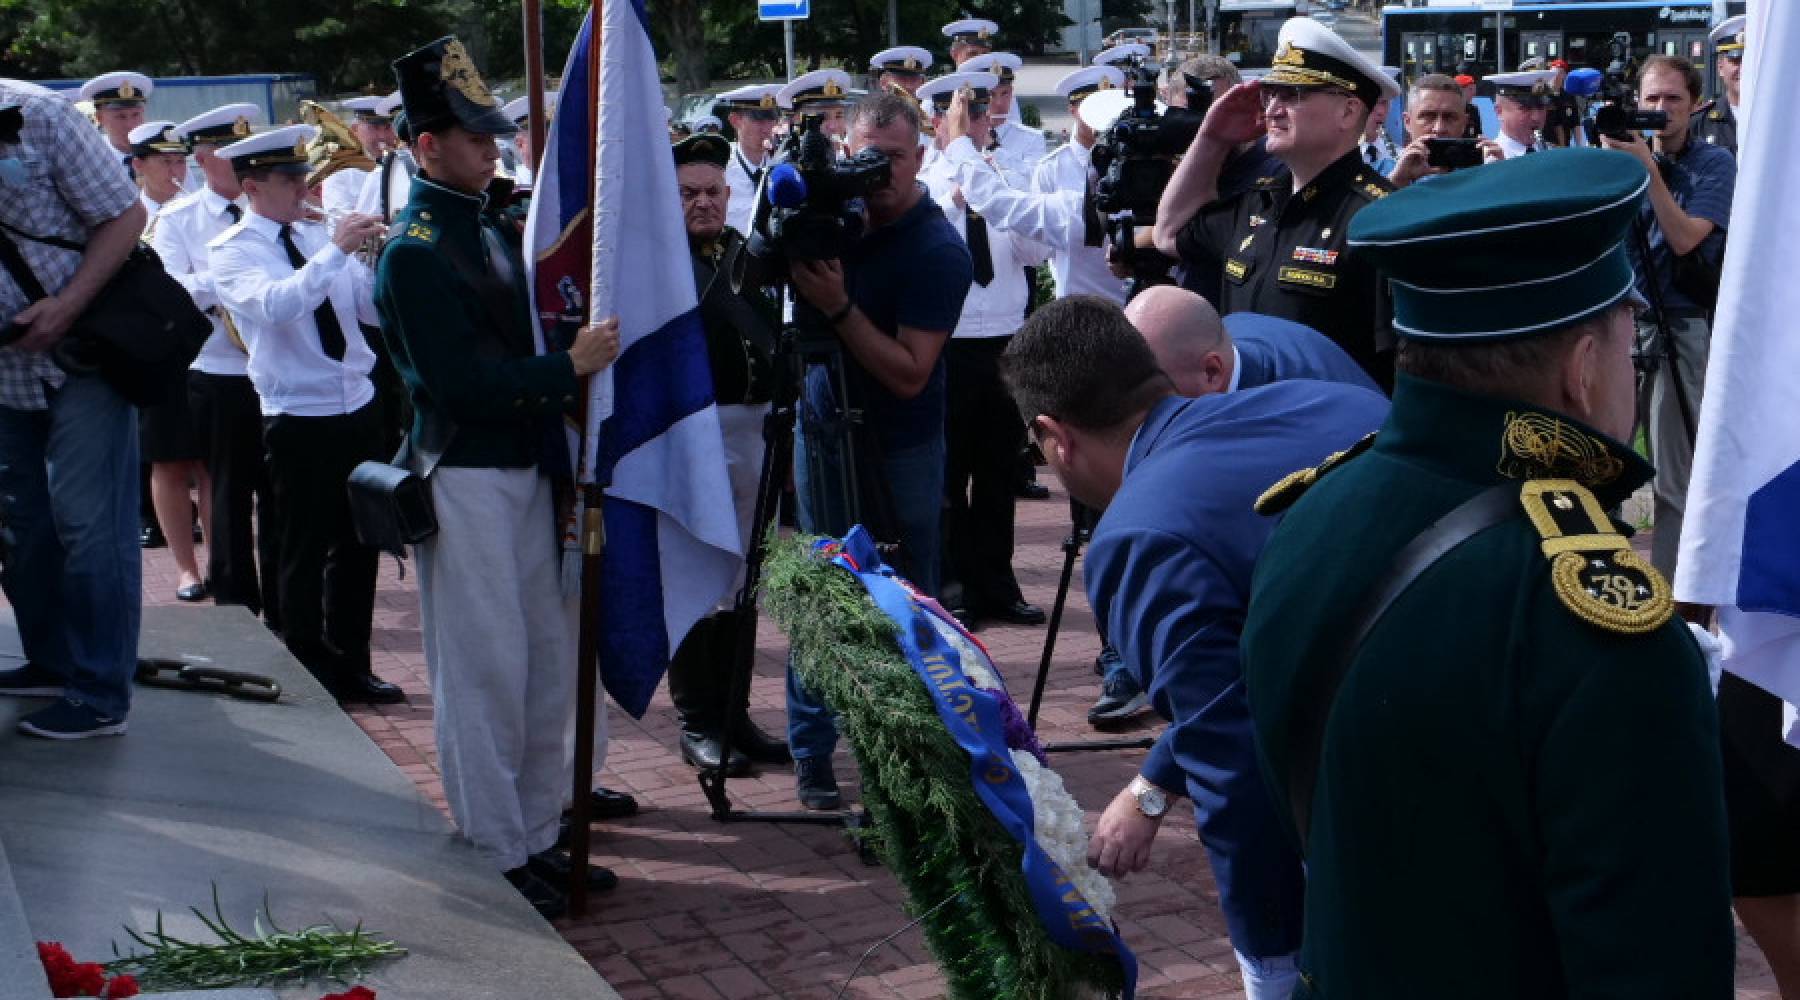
left=138, top=373, right=205, bottom=463
left=1720, top=672, right=1800, bottom=897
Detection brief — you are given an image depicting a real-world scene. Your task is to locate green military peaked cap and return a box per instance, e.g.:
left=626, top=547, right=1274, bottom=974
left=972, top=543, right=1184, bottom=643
left=1347, top=148, right=1649, bottom=341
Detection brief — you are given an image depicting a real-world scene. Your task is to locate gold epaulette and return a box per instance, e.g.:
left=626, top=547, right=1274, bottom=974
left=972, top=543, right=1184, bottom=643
left=1361, top=182, right=1388, bottom=200
left=1520, top=479, right=1672, bottom=634
left=1253, top=433, right=1376, bottom=515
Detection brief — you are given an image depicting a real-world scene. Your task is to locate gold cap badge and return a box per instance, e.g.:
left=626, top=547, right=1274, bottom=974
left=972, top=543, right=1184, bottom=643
left=440, top=38, right=499, bottom=108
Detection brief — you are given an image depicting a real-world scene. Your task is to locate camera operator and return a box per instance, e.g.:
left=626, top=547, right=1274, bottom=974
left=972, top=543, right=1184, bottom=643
left=1690, top=16, right=1743, bottom=157
left=782, top=91, right=974, bottom=810
left=1388, top=74, right=1503, bottom=189
left=1599, top=54, right=1735, bottom=579
left=1153, top=17, right=1400, bottom=388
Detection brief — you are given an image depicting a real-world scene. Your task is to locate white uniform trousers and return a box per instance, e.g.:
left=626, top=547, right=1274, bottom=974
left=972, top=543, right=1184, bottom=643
left=718, top=401, right=771, bottom=606
left=415, top=467, right=596, bottom=870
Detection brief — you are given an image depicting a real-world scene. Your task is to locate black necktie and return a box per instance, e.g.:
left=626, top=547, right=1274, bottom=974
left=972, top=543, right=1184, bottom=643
left=1365, top=143, right=1380, bottom=164
left=1523, top=143, right=1536, bottom=155
left=279, top=224, right=346, bottom=361
left=225, top=203, right=242, bottom=224
left=966, top=211, right=994, bottom=287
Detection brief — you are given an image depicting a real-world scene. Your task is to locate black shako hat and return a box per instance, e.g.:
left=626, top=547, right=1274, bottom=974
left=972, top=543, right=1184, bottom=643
left=392, top=36, right=518, bottom=137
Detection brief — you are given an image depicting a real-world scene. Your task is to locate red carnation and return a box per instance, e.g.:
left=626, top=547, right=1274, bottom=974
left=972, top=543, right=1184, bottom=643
left=66, top=962, right=108, bottom=997
left=36, top=941, right=75, bottom=974
left=320, top=987, right=377, bottom=1000
left=103, top=974, right=141, bottom=998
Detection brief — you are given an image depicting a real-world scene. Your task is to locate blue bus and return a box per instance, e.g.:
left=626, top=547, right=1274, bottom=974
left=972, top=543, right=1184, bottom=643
left=1381, top=1, right=1744, bottom=88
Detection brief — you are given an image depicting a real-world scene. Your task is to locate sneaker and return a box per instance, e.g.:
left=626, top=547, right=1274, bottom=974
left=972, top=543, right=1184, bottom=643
left=0, top=661, right=64, bottom=698
left=1087, top=672, right=1150, bottom=729
left=17, top=698, right=127, bottom=740
left=504, top=865, right=567, bottom=920
left=1093, top=642, right=1123, bottom=678
left=795, top=756, right=842, bottom=811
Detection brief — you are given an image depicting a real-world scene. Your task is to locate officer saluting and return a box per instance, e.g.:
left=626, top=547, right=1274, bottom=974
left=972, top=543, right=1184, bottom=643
left=1154, top=17, right=1401, bottom=389
left=1690, top=15, right=1743, bottom=157
left=1241, top=148, right=1734, bottom=996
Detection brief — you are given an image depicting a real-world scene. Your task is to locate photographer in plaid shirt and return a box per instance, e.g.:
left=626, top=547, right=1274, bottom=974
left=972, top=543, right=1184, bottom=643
left=0, top=79, right=149, bottom=739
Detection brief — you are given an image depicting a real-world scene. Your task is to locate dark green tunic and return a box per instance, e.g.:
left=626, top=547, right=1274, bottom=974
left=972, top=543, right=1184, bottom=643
left=1242, top=374, right=1734, bottom=999
left=374, top=175, right=578, bottom=472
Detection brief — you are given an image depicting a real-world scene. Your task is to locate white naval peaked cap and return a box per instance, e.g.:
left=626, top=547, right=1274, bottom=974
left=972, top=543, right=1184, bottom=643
left=1487, top=69, right=1557, bottom=91
left=500, top=92, right=556, bottom=124
left=375, top=90, right=404, bottom=116
left=79, top=71, right=153, bottom=105
left=870, top=46, right=933, bottom=73
left=777, top=69, right=854, bottom=110
left=915, top=71, right=1001, bottom=113
left=341, top=96, right=384, bottom=114
left=127, top=120, right=187, bottom=154
left=1078, top=87, right=1162, bottom=132
left=1057, top=65, right=1126, bottom=103
left=1710, top=15, right=1744, bottom=51
left=174, top=102, right=263, bottom=143
left=1264, top=16, right=1402, bottom=103
left=1093, top=42, right=1151, bottom=68
left=942, top=18, right=999, bottom=42
left=960, top=51, right=1022, bottom=82
left=215, top=123, right=319, bottom=173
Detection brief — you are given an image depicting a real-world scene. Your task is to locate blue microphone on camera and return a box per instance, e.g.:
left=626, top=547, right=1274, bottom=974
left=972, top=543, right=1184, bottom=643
left=766, top=162, right=808, bottom=209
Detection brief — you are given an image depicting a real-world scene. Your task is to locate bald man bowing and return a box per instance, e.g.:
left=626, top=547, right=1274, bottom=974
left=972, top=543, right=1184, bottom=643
left=1127, top=287, right=1379, bottom=396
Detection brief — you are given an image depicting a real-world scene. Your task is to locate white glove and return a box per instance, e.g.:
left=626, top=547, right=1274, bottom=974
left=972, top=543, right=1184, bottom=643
left=1686, top=620, right=1722, bottom=697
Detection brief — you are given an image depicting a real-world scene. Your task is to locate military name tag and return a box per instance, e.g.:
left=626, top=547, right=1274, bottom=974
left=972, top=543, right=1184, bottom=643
left=1277, top=266, right=1335, bottom=290
left=1225, top=258, right=1249, bottom=282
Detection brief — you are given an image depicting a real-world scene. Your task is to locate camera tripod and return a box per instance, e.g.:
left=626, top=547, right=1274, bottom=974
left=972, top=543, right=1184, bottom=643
left=1020, top=501, right=1156, bottom=756
left=697, top=307, right=890, bottom=849
left=1630, top=215, right=1699, bottom=449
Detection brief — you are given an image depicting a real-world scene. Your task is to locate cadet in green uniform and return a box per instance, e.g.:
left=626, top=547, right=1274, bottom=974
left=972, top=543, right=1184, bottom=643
left=1154, top=17, right=1401, bottom=389
left=1241, top=148, right=1734, bottom=998
left=375, top=35, right=623, bottom=920
left=1689, top=16, right=1743, bottom=157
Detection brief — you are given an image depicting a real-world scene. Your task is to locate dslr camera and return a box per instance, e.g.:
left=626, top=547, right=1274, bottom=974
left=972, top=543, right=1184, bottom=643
left=745, top=113, right=891, bottom=264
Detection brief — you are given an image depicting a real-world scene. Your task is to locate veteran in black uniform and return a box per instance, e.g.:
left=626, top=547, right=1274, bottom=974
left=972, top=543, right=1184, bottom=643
left=1240, top=148, right=1734, bottom=998
left=1690, top=15, right=1743, bottom=157
left=374, top=36, right=623, bottom=920
left=1154, top=17, right=1400, bottom=389
left=661, top=133, right=792, bottom=777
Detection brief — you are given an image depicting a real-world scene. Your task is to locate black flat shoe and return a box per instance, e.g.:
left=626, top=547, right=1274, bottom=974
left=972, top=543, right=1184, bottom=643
left=986, top=600, right=1047, bottom=626
left=731, top=717, right=793, bottom=766
left=528, top=848, right=619, bottom=893
left=141, top=524, right=166, bottom=549
left=1016, top=480, right=1051, bottom=500
left=332, top=673, right=406, bottom=704
left=504, top=865, right=567, bottom=919
left=176, top=580, right=210, bottom=602
left=588, top=786, right=639, bottom=820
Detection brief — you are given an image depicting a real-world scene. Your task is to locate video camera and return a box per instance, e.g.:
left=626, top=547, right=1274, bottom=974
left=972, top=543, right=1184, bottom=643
left=1575, top=33, right=1670, bottom=144
left=1090, top=67, right=1205, bottom=221
left=745, top=113, right=890, bottom=264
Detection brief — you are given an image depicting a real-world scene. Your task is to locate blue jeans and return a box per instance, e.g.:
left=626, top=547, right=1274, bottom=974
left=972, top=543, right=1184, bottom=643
left=785, top=410, right=944, bottom=762
left=0, top=374, right=142, bottom=717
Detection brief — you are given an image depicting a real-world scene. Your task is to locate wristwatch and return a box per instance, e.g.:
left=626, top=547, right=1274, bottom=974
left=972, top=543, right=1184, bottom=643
left=1128, top=775, right=1169, bottom=819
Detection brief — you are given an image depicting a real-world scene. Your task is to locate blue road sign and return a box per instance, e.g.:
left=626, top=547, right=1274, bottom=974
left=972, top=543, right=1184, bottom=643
left=758, top=0, right=809, bottom=21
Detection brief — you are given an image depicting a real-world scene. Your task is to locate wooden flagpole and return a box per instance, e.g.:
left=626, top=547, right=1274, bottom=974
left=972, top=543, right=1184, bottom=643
left=524, top=0, right=548, bottom=177
left=566, top=0, right=607, bottom=919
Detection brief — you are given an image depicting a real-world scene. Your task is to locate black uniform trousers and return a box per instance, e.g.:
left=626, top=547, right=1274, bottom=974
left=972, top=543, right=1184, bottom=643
left=190, top=371, right=281, bottom=627
left=943, top=335, right=1025, bottom=613
left=261, top=401, right=382, bottom=686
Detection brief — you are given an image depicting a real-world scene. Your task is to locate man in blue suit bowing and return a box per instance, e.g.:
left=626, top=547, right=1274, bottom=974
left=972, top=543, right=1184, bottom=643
left=1002, top=295, right=1387, bottom=1000
left=1086, top=286, right=1381, bottom=727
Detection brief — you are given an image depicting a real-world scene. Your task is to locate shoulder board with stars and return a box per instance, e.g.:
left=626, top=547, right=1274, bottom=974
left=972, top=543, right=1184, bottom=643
left=1519, top=479, right=1673, bottom=634
left=1254, top=433, right=1376, bottom=516
left=1255, top=175, right=1282, bottom=190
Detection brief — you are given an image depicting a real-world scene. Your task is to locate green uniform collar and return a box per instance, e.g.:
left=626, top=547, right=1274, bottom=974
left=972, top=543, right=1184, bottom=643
left=408, top=172, right=487, bottom=218
left=1378, top=373, right=1651, bottom=508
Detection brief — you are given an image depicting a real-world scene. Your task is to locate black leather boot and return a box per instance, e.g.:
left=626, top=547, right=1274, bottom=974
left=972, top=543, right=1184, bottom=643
left=708, top=610, right=793, bottom=766
left=667, top=614, right=748, bottom=776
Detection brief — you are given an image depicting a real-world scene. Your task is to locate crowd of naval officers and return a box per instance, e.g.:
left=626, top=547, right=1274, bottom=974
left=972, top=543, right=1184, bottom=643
left=10, top=4, right=1795, bottom=983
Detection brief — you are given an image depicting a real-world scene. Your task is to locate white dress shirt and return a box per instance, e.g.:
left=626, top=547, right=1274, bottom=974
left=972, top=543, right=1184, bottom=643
left=321, top=166, right=374, bottom=216
left=724, top=142, right=766, bottom=236
left=1496, top=131, right=1547, bottom=159
left=151, top=185, right=252, bottom=376
left=921, top=140, right=1051, bottom=340
left=1030, top=140, right=1127, bottom=304
left=208, top=210, right=378, bottom=417
left=992, top=119, right=1047, bottom=177
left=139, top=190, right=179, bottom=226
left=356, top=150, right=417, bottom=221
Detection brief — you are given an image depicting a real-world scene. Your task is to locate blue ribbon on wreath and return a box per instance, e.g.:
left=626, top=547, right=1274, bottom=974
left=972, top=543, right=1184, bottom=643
left=819, top=527, right=1138, bottom=997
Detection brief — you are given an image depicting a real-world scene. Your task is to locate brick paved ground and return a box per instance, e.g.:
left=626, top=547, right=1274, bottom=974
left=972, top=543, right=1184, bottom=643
left=119, top=483, right=1780, bottom=999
